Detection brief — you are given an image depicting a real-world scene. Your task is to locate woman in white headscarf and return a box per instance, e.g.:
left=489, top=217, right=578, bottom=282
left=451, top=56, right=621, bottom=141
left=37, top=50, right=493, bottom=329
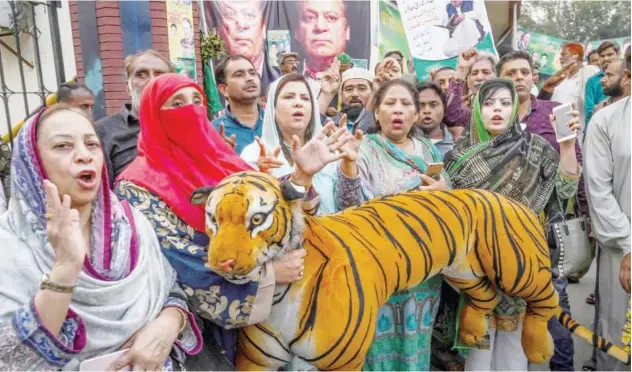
left=241, top=73, right=341, bottom=215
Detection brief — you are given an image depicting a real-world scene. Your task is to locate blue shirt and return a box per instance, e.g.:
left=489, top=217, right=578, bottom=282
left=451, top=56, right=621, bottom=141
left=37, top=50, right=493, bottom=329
left=585, top=70, right=605, bottom=124
left=211, top=105, right=264, bottom=154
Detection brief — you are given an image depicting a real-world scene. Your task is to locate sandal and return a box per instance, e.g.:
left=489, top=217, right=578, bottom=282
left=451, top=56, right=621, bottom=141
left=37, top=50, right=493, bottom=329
left=586, top=293, right=596, bottom=305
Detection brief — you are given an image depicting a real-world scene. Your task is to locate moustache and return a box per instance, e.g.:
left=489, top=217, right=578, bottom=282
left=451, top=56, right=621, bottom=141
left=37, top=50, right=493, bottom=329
left=244, top=83, right=259, bottom=90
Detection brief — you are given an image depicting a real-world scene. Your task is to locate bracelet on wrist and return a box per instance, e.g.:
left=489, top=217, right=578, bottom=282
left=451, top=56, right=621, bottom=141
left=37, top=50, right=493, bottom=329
left=172, top=307, right=188, bottom=334
left=40, top=273, right=76, bottom=294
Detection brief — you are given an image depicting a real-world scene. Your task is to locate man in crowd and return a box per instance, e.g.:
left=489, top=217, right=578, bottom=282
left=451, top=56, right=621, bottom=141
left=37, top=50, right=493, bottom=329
left=96, top=49, right=173, bottom=188
left=546, top=42, right=599, bottom=130
left=584, top=46, right=631, bottom=372
left=430, top=66, right=456, bottom=92
left=318, top=67, right=375, bottom=133
left=384, top=50, right=404, bottom=70
left=277, top=52, right=299, bottom=75
left=585, top=41, right=620, bottom=123
left=414, top=82, right=454, bottom=157
left=587, top=50, right=601, bottom=67
left=497, top=49, right=586, bottom=371
left=295, top=0, right=349, bottom=79
left=211, top=55, right=264, bottom=155
left=56, top=82, right=94, bottom=116
left=592, top=58, right=630, bottom=115
left=531, top=62, right=541, bottom=96
left=213, top=0, right=279, bottom=89
left=443, top=48, right=497, bottom=137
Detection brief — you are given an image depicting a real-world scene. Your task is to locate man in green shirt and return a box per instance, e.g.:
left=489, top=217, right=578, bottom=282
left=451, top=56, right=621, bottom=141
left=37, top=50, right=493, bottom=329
left=585, top=41, right=621, bottom=124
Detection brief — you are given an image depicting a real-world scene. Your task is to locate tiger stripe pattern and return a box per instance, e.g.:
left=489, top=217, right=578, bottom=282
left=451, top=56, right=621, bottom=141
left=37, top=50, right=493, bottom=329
left=193, top=172, right=631, bottom=370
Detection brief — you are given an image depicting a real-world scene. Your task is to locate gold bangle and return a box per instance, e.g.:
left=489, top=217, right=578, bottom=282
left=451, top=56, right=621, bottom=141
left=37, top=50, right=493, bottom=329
left=173, top=307, right=188, bottom=334
left=40, top=273, right=76, bottom=293
left=290, top=173, right=312, bottom=189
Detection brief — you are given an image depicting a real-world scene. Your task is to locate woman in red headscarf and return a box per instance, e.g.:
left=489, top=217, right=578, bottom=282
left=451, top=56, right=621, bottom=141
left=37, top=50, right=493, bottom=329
left=115, top=73, right=351, bottom=369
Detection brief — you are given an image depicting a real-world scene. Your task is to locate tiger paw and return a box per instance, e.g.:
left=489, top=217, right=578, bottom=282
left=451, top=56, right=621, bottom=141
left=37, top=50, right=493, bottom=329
left=521, top=316, right=553, bottom=363
left=458, top=305, right=487, bottom=345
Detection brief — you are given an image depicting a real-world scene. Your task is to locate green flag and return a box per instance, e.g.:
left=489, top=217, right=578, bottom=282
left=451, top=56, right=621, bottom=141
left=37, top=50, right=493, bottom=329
left=203, top=60, right=223, bottom=117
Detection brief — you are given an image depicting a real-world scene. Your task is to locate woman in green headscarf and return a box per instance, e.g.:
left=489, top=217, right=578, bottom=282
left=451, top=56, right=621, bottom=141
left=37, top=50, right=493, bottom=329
left=444, top=78, right=582, bottom=371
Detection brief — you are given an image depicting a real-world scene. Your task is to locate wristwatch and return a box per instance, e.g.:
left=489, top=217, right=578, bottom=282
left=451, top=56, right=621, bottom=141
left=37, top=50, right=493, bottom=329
left=40, top=273, right=76, bottom=293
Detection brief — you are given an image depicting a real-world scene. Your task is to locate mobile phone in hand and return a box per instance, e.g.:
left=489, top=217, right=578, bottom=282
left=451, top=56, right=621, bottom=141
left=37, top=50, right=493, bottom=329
left=422, top=163, right=444, bottom=185
left=552, top=103, right=577, bottom=143
left=79, top=349, right=131, bottom=371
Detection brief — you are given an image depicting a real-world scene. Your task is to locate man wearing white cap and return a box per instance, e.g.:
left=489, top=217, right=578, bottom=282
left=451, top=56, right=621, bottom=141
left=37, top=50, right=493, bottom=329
left=319, top=67, right=376, bottom=133
left=277, top=52, right=299, bottom=75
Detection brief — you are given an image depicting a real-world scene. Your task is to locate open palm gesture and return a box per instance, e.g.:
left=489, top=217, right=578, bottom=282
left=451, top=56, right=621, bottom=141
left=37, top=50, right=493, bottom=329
left=291, top=121, right=351, bottom=176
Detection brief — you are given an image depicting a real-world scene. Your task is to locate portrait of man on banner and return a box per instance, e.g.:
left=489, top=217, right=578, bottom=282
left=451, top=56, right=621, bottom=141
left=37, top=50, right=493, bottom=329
left=207, top=0, right=280, bottom=90
left=293, top=0, right=350, bottom=78
left=205, top=0, right=370, bottom=92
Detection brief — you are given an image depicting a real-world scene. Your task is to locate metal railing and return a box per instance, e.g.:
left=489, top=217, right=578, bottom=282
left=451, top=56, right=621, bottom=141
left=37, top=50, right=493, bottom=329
left=0, top=0, right=66, bottom=147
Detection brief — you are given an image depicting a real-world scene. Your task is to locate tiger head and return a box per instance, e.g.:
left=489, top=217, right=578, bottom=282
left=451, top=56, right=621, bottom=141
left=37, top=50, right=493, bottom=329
left=190, top=171, right=306, bottom=284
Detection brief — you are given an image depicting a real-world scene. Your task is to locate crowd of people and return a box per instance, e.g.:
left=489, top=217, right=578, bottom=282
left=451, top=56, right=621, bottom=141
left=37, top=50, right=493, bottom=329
left=0, top=37, right=630, bottom=371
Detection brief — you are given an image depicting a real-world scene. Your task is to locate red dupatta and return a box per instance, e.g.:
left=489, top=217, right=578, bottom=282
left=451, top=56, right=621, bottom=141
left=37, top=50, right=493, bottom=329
left=117, top=73, right=251, bottom=232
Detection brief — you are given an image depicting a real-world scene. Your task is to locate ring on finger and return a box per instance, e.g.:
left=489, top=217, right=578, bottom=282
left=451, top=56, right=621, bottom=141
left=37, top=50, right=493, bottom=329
left=44, top=213, right=54, bottom=221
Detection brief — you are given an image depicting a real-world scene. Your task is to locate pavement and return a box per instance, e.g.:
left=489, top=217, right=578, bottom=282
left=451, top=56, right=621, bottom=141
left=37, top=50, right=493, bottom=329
left=430, top=264, right=599, bottom=371
left=530, top=262, right=597, bottom=371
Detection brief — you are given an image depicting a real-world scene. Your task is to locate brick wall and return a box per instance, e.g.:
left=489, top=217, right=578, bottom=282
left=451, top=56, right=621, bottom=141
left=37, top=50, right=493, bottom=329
left=70, top=1, right=204, bottom=116
left=95, top=2, right=126, bottom=116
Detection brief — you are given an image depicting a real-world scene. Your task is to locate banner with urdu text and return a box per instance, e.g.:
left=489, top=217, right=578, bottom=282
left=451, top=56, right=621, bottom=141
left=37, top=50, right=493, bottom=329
left=398, top=0, right=497, bottom=81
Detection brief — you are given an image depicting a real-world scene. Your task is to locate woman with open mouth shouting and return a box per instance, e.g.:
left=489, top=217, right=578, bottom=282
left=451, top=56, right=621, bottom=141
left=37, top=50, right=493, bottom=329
left=335, top=78, right=450, bottom=371
left=241, top=72, right=356, bottom=215
left=0, top=104, right=203, bottom=370
left=115, top=73, right=352, bottom=370
left=444, top=78, right=582, bottom=371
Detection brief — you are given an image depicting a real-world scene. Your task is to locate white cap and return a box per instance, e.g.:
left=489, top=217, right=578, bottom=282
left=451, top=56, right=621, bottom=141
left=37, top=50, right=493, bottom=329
left=341, top=67, right=374, bottom=87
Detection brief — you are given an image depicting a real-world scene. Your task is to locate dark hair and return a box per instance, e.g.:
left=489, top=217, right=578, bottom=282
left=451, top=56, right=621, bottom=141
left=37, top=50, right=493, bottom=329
left=597, top=40, right=621, bottom=55
left=214, top=55, right=256, bottom=86
left=587, top=50, right=600, bottom=60
left=371, top=79, right=420, bottom=136
left=416, top=81, right=447, bottom=108
left=496, top=50, right=534, bottom=75
left=273, top=73, right=316, bottom=165
left=626, top=46, right=631, bottom=71
left=477, top=78, right=516, bottom=107
left=124, top=49, right=174, bottom=80
left=37, top=103, right=96, bottom=135
left=385, top=50, right=404, bottom=60
left=384, top=50, right=404, bottom=69
left=533, top=62, right=541, bottom=70
left=56, top=82, right=93, bottom=103
left=271, top=41, right=278, bottom=47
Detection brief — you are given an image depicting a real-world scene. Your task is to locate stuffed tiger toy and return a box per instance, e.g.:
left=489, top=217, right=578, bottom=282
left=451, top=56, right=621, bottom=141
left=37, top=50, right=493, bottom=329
left=190, top=171, right=631, bottom=370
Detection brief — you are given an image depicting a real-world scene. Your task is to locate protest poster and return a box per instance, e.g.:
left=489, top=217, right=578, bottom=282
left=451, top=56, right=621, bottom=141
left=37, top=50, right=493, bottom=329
left=166, top=0, right=196, bottom=80
left=517, top=28, right=567, bottom=76
left=205, top=1, right=371, bottom=92
left=378, top=0, right=411, bottom=62
left=351, top=58, right=368, bottom=69
left=398, top=0, right=497, bottom=81
left=267, top=30, right=291, bottom=68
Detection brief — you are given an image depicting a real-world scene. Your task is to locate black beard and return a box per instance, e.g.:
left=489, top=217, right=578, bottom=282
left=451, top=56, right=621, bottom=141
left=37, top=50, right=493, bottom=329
left=340, top=105, right=364, bottom=122
left=604, top=82, right=624, bottom=97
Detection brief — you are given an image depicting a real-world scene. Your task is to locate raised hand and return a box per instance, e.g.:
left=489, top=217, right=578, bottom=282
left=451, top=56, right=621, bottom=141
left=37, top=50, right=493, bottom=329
left=337, top=115, right=364, bottom=163
left=317, top=59, right=342, bottom=95
left=44, top=180, right=87, bottom=273
left=542, top=62, right=579, bottom=93
left=219, top=122, right=237, bottom=149
left=549, top=107, right=582, bottom=145
left=290, top=121, right=352, bottom=177
left=255, top=137, right=283, bottom=174
left=457, top=48, right=478, bottom=77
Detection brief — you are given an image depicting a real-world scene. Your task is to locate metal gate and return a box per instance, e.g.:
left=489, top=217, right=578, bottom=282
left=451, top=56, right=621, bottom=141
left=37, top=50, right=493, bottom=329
left=0, top=0, right=66, bottom=147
